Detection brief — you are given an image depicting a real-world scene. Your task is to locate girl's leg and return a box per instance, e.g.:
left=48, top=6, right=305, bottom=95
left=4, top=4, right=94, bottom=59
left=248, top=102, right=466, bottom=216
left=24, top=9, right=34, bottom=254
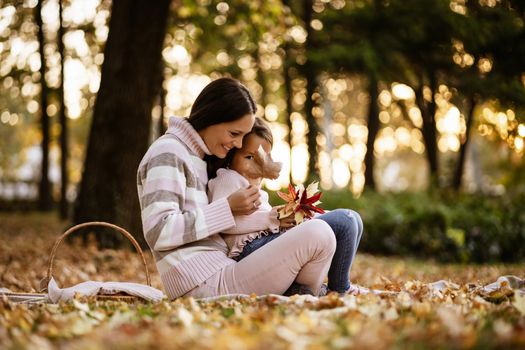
left=199, top=219, right=336, bottom=297
left=316, top=209, right=363, bottom=293
left=235, top=233, right=282, bottom=261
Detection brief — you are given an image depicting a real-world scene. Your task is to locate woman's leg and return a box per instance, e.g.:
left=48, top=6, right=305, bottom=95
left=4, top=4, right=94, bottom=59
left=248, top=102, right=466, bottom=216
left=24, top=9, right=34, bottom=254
left=216, top=219, right=336, bottom=296
left=234, top=232, right=318, bottom=296
left=316, top=209, right=363, bottom=293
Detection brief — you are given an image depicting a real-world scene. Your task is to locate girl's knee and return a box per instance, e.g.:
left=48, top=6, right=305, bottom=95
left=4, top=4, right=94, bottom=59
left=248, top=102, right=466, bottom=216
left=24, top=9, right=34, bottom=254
left=347, top=209, right=363, bottom=233
left=329, top=209, right=363, bottom=234
left=345, top=210, right=364, bottom=244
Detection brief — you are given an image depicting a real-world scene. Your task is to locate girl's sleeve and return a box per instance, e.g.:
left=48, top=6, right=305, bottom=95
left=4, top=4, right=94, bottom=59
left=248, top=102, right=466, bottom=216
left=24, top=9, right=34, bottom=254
left=138, top=152, right=235, bottom=252
left=207, top=170, right=247, bottom=204
left=208, top=171, right=279, bottom=234
left=222, top=206, right=280, bottom=234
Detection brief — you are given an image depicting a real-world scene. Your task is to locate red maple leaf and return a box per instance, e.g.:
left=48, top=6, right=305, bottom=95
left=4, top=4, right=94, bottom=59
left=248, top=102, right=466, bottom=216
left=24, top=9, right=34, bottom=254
left=295, top=190, right=325, bottom=218
left=277, top=184, right=298, bottom=203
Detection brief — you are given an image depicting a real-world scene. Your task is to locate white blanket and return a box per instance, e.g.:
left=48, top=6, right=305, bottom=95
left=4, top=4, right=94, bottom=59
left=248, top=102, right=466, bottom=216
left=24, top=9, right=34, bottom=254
left=47, top=277, right=165, bottom=303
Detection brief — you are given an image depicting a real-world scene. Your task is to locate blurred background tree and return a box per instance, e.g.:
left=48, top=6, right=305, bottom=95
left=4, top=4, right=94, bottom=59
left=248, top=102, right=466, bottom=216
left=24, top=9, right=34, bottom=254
left=73, top=0, right=170, bottom=248
left=1, top=0, right=524, bottom=255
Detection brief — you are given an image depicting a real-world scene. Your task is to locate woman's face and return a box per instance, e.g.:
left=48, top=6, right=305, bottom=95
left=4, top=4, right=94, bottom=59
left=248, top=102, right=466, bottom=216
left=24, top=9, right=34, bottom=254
left=230, top=133, right=271, bottom=185
left=199, top=113, right=255, bottom=158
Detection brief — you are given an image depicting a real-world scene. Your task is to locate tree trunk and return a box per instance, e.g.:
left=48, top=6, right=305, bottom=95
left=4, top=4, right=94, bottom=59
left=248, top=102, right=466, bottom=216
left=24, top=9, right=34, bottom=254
left=415, top=76, right=439, bottom=185
left=364, top=75, right=380, bottom=190
left=58, top=0, right=69, bottom=219
left=157, top=61, right=167, bottom=137
left=301, top=0, right=320, bottom=182
left=74, top=0, right=171, bottom=248
left=452, top=95, right=477, bottom=190
left=36, top=0, right=52, bottom=211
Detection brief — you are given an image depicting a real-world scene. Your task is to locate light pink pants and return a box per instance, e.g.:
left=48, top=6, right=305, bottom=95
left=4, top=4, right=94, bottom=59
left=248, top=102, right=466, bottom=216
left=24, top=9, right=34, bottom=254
left=186, top=219, right=336, bottom=298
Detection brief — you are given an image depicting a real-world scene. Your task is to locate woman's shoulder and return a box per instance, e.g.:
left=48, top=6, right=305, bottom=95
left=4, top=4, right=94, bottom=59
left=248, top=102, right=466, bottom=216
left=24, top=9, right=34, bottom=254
left=146, top=135, right=192, bottom=160
left=138, top=135, right=194, bottom=173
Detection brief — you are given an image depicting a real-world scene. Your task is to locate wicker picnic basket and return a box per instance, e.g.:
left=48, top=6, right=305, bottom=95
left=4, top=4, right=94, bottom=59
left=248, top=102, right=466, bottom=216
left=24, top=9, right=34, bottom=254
left=36, top=221, right=152, bottom=302
left=1, top=222, right=152, bottom=304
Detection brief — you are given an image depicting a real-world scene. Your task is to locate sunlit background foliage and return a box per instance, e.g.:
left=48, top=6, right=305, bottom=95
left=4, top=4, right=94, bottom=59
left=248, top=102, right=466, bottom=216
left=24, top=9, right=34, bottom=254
left=1, top=0, right=525, bottom=260
left=1, top=0, right=524, bottom=201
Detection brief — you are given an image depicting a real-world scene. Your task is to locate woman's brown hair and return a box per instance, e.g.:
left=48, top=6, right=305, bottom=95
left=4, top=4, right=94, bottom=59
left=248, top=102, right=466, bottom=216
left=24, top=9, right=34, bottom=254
left=188, top=77, right=256, bottom=131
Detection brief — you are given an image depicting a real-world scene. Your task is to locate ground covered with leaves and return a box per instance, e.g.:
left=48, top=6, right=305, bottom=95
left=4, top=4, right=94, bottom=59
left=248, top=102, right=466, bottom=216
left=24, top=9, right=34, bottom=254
left=1, top=213, right=525, bottom=349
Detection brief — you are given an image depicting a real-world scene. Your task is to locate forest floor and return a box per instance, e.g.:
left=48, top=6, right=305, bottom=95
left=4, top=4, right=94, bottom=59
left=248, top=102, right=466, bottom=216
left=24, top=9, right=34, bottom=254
left=1, top=212, right=524, bottom=349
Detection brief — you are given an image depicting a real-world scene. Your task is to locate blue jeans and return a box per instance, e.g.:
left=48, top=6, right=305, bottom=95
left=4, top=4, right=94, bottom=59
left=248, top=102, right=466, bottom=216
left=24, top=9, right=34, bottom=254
left=316, top=209, right=363, bottom=293
left=234, top=233, right=282, bottom=261
left=234, top=209, right=363, bottom=294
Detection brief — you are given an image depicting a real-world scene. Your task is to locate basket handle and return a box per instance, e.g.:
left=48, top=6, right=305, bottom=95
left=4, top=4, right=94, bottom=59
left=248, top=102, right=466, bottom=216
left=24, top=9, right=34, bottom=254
left=40, top=221, right=151, bottom=292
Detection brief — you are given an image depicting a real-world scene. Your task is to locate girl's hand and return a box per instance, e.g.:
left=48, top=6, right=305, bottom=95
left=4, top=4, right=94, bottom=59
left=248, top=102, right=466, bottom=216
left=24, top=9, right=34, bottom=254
left=279, top=215, right=296, bottom=229
left=227, top=185, right=261, bottom=215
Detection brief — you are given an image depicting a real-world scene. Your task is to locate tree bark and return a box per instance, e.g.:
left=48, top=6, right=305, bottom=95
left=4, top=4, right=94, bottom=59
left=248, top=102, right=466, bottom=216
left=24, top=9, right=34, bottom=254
left=364, top=75, right=380, bottom=190
left=452, top=95, right=477, bottom=190
left=415, top=76, right=439, bottom=184
left=36, top=0, right=52, bottom=211
left=74, top=0, right=171, bottom=248
left=301, top=0, right=320, bottom=182
left=157, top=61, right=167, bottom=137
left=58, top=0, right=69, bottom=219
left=158, top=85, right=167, bottom=136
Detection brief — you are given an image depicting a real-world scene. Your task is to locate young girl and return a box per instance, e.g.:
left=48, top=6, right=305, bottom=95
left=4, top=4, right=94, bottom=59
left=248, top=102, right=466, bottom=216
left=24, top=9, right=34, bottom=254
left=208, top=118, right=366, bottom=295
left=207, top=118, right=294, bottom=261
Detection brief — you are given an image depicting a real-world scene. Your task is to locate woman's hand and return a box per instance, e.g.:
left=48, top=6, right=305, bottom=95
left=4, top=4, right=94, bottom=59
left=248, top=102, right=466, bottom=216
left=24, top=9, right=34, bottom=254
left=227, top=185, right=261, bottom=215
left=279, top=215, right=296, bottom=229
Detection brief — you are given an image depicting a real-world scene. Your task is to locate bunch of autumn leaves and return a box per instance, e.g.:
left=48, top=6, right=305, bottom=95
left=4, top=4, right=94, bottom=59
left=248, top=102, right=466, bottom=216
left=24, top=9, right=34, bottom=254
left=248, top=145, right=325, bottom=224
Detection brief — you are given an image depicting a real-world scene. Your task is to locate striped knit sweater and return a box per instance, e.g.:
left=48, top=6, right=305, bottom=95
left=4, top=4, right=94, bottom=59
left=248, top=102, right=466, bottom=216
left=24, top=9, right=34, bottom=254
left=137, top=116, right=236, bottom=299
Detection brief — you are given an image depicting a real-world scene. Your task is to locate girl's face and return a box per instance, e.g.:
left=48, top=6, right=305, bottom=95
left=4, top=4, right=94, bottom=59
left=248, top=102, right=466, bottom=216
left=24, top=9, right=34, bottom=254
left=230, top=133, right=271, bottom=185
left=199, top=113, right=255, bottom=159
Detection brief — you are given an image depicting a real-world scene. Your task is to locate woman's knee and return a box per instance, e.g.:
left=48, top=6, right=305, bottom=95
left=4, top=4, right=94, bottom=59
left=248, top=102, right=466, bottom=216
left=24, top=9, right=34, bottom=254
left=299, top=219, right=336, bottom=254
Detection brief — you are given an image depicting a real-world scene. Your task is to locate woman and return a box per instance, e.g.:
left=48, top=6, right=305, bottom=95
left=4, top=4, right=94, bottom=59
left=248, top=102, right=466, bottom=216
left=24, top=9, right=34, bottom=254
left=137, top=77, right=363, bottom=299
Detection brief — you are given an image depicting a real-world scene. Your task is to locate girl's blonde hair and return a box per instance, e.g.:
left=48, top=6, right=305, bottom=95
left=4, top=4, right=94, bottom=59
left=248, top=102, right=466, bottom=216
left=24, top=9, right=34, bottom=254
left=249, top=117, right=273, bottom=146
